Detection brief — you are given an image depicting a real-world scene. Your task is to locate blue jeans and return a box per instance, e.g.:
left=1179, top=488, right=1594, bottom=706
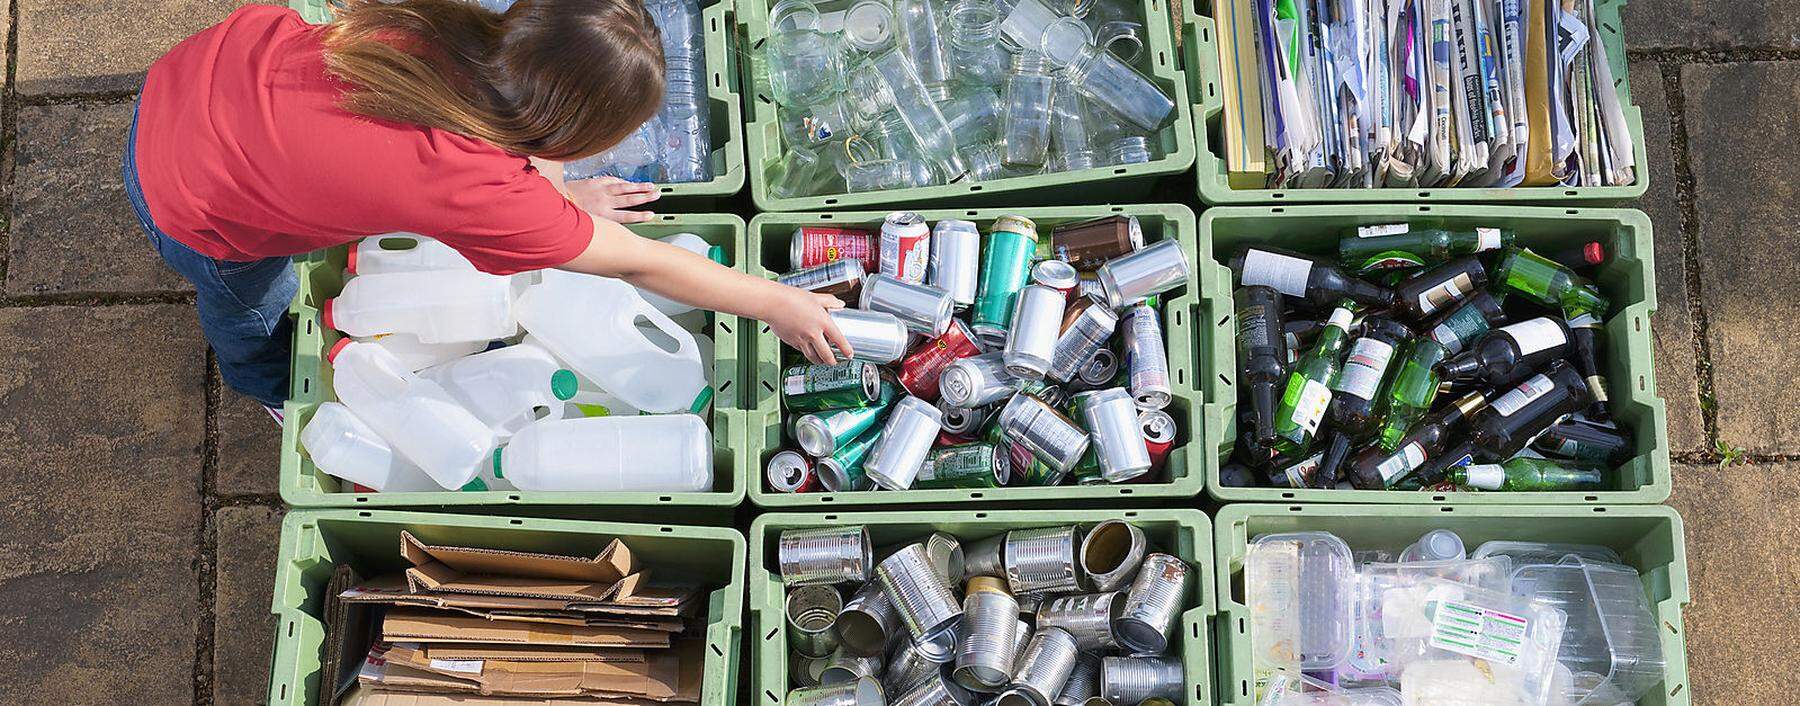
left=124, top=111, right=296, bottom=407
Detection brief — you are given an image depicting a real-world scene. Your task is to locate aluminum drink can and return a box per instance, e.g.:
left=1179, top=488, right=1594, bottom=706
left=768, top=450, right=822, bottom=493
left=1003, top=628, right=1080, bottom=706
left=786, top=584, right=845, bottom=657
left=1097, top=239, right=1190, bottom=309
left=1003, top=526, right=1082, bottom=594
left=817, top=425, right=881, bottom=492
left=1123, top=304, right=1172, bottom=410
left=1047, top=297, right=1120, bottom=383
left=1003, top=285, right=1066, bottom=380
left=781, top=259, right=868, bottom=302
left=899, top=318, right=984, bottom=399
left=1076, top=274, right=1106, bottom=302
left=795, top=400, right=894, bottom=457
left=954, top=576, right=1020, bottom=690
left=1051, top=215, right=1144, bottom=270
left=881, top=212, right=932, bottom=284
left=1078, top=520, right=1149, bottom=592
left=1021, top=379, right=1070, bottom=409
left=1036, top=591, right=1123, bottom=650
left=1139, top=409, right=1177, bottom=470
left=1075, top=346, right=1121, bottom=389
left=930, top=219, right=982, bottom=309
left=793, top=226, right=880, bottom=271
left=997, top=393, right=1092, bottom=475
left=1031, top=259, right=1081, bottom=300
left=861, top=273, right=956, bottom=336
left=785, top=361, right=886, bottom=413
left=938, top=352, right=1021, bottom=409
left=917, top=443, right=1010, bottom=489
left=787, top=676, right=886, bottom=706
left=1076, top=388, right=1152, bottom=482
left=829, top=308, right=912, bottom=364
left=971, top=216, right=1040, bottom=347
left=937, top=398, right=992, bottom=437
left=863, top=396, right=945, bottom=490
left=780, top=526, right=873, bottom=585
left=1114, top=553, right=1189, bottom=654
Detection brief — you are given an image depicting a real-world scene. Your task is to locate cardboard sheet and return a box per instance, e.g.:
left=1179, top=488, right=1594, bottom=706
left=382, top=610, right=671, bottom=649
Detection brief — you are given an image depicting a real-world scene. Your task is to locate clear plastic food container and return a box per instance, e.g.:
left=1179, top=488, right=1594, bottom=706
left=1247, top=531, right=1358, bottom=671
left=1511, top=557, right=1666, bottom=705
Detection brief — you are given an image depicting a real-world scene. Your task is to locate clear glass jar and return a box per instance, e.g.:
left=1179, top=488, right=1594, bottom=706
left=842, top=0, right=896, bottom=53
left=938, top=85, right=1002, bottom=146
left=771, top=144, right=847, bottom=198
left=893, top=0, right=954, bottom=100
left=959, top=143, right=1005, bottom=181
left=1049, top=80, right=1095, bottom=172
left=766, top=0, right=844, bottom=107
left=1056, top=41, right=1173, bottom=132
left=1001, top=52, right=1055, bottom=169
left=869, top=51, right=968, bottom=181
left=946, top=0, right=1008, bottom=87
left=1106, top=135, right=1155, bottom=165
left=844, top=158, right=936, bottom=192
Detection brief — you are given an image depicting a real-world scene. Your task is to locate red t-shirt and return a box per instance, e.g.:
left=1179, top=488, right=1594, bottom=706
left=134, top=5, right=594, bottom=275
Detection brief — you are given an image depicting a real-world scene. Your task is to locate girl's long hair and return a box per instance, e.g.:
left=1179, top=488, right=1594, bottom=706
left=321, top=0, right=665, bottom=160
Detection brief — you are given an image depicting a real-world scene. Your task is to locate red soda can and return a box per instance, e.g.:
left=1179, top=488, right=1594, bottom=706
left=1140, top=409, right=1177, bottom=470
left=791, top=226, right=879, bottom=272
left=879, top=212, right=932, bottom=284
left=766, top=450, right=821, bottom=493
left=937, top=429, right=977, bottom=447
left=1032, top=259, right=1081, bottom=302
left=897, top=319, right=985, bottom=400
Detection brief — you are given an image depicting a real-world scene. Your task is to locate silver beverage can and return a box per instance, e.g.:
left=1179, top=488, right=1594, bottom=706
left=1002, top=628, right=1080, bottom=706
left=1097, top=239, right=1190, bottom=309
left=782, top=258, right=868, bottom=298
left=1031, top=259, right=1081, bottom=297
left=924, top=532, right=967, bottom=585
left=1076, top=274, right=1106, bottom=302
left=864, top=396, right=945, bottom=490
left=1047, top=296, right=1120, bottom=383
left=1003, top=526, right=1082, bottom=594
left=780, top=526, right=873, bottom=585
left=954, top=576, right=1020, bottom=690
left=997, top=393, right=1092, bottom=475
left=1076, top=388, right=1152, bottom=483
left=1054, top=654, right=1101, bottom=706
left=830, top=308, right=913, bottom=364
left=821, top=646, right=886, bottom=684
left=939, top=352, right=1022, bottom=409
left=769, top=450, right=820, bottom=493
left=892, top=668, right=981, bottom=706
left=1099, top=656, right=1184, bottom=704
left=1114, top=553, right=1189, bottom=654
left=1123, top=304, right=1172, bottom=410
left=1036, top=591, right=1122, bottom=650
left=862, top=273, right=956, bottom=336
left=786, top=585, right=845, bottom=658
left=1075, top=346, right=1120, bottom=389
left=788, top=676, right=888, bottom=706
left=876, top=543, right=965, bottom=649
left=1139, top=409, right=1177, bottom=447
left=963, top=533, right=1007, bottom=580
left=1003, top=285, right=1066, bottom=380
left=792, top=652, right=831, bottom=688
left=938, top=400, right=993, bottom=437
left=836, top=581, right=900, bottom=658
left=1078, top=520, right=1148, bottom=592
left=931, top=219, right=982, bottom=309
left=881, top=211, right=932, bottom=284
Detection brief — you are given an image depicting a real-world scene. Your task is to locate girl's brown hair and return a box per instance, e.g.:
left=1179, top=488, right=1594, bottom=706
left=321, top=0, right=665, bottom=160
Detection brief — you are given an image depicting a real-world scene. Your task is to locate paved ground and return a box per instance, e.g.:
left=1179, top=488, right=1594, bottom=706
left=0, top=1, right=1792, bottom=704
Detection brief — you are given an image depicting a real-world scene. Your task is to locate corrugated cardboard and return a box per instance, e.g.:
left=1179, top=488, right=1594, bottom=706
left=341, top=685, right=663, bottom=706
left=423, top=644, right=645, bottom=664
left=383, top=642, right=700, bottom=702
left=400, top=531, right=638, bottom=583
left=342, top=574, right=699, bottom=620
left=382, top=610, right=671, bottom=649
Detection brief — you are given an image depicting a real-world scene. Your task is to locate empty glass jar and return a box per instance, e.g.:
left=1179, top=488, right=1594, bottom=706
left=1001, top=52, right=1055, bottom=169
left=766, top=0, right=844, bottom=107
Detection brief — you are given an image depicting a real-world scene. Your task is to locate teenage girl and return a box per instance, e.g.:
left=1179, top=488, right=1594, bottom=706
left=127, top=0, right=849, bottom=419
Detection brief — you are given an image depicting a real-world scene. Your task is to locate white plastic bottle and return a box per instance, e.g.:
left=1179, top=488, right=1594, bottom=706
left=325, top=270, right=518, bottom=344
left=354, top=334, right=487, bottom=372
left=347, top=233, right=475, bottom=276
left=421, top=343, right=576, bottom=440
left=299, top=402, right=444, bottom=492
left=638, top=233, right=712, bottom=316
left=514, top=272, right=706, bottom=413
left=494, top=415, right=713, bottom=492
left=328, top=339, right=494, bottom=489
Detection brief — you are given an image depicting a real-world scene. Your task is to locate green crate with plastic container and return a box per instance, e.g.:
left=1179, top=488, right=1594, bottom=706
left=1193, top=205, right=1668, bottom=504
left=1180, top=0, right=1647, bottom=204
left=265, top=509, right=746, bottom=705
left=748, top=509, right=1215, bottom=705
left=737, top=0, right=1195, bottom=211
left=744, top=205, right=1206, bottom=508
left=1211, top=503, right=1690, bottom=705
left=279, top=214, right=751, bottom=511
left=290, top=0, right=746, bottom=203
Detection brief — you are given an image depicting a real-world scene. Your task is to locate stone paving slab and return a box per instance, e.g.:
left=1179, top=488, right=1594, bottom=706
left=218, top=394, right=284, bottom=497
left=213, top=505, right=285, bottom=706
left=1624, top=0, right=1800, bottom=52
left=0, top=305, right=206, bottom=703
left=1683, top=61, right=1800, bottom=456
left=15, top=0, right=281, bottom=95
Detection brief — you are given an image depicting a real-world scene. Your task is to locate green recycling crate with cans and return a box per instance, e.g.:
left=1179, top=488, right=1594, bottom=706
left=743, top=205, right=1206, bottom=508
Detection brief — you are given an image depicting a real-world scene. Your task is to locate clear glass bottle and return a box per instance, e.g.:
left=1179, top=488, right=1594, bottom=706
left=946, top=0, right=1009, bottom=87
left=959, top=143, right=1004, bottom=181
left=1001, top=52, right=1055, bottom=169
left=893, top=0, right=955, bottom=100
left=938, top=85, right=1002, bottom=146
left=844, top=158, right=935, bottom=192
left=842, top=0, right=896, bottom=54
left=766, top=0, right=844, bottom=107
left=1048, top=80, right=1095, bottom=172
left=870, top=50, right=968, bottom=181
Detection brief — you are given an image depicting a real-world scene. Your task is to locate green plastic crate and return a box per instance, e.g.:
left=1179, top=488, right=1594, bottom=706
left=291, top=0, right=746, bottom=203
left=1181, top=0, right=1648, bottom=204
left=738, top=0, right=1196, bottom=211
left=1211, top=503, right=1690, bottom=705
left=279, top=214, right=752, bottom=512
left=267, top=509, right=746, bottom=705
left=1196, top=205, right=1669, bottom=504
left=749, top=509, right=1216, bottom=705
left=745, top=205, right=1206, bottom=508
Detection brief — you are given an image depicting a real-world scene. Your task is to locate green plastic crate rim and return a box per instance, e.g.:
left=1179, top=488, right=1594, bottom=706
left=749, top=508, right=1216, bottom=706
left=267, top=509, right=746, bottom=705
left=279, top=214, right=754, bottom=510
left=1181, top=0, right=1648, bottom=204
left=291, top=0, right=746, bottom=202
left=1211, top=503, right=1690, bottom=706
left=1195, top=205, right=1669, bottom=504
left=737, top=0, right=1196, bottom=211
left=745, top=204, right=1206, bottom=508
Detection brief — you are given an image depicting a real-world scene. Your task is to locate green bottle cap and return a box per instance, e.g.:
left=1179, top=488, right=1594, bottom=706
left=459, top=477, right=489, bottom=492
left=491, top=448, right=505, bottom=479
left=551, top=369, right=579, bottom=401
left=706, top=245, right=728, bottom=265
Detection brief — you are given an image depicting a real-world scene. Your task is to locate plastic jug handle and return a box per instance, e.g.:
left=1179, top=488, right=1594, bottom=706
left=622, top=288, right=699, bottom=360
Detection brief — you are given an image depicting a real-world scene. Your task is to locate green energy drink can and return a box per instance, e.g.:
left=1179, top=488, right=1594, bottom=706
left=783, top=361, right=884, bottom=413
left=817, top=425, right=881, bottom=492
left=917, top=443, right=1009, bottom=489
left=792, top=402, right=893, bottom=457
left=971, top=215, right=1040, bottom=347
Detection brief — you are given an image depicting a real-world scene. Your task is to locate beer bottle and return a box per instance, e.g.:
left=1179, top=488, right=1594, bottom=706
left=1531, top=419, right=1632, bottom=466
left=1347, top=391, right=1487, bottom=490
left=1492, top=246, right=1610, bottom=316
left=1317, top=318, right=1413, bottom=486
left=1219, top=461, right=1260, bottom=488
left=1446, top=457, right=1605, bottom=491
left=1230, top=247, right=1394, bottom=309
left=1265, top=451, right=1326, bottom=489
left=1337, top=225, right=1513, bottom=272
left=1391, top=256, right=1489, bottom=321
left=1271, top=303, right=1356, bottom=456
left=1466, top=360, right=1591, bottom=462
left=1235, top=286, right=1289, bottom=444
left=1376, top=293, right=1505, bottom=449
left=1567, top=311, right=1611, bottom=419
left=1439, top=317, right=1571, bottom=387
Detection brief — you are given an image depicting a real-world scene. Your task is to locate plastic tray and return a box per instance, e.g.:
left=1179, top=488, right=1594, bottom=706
left=1196, top=205, right=1669, bottom=504
left=1211, top=504, right=1690, bottom=706
left=1181, top=0, right=1648, bottom=204
left=737, top=0, right=1195, bottom=211
left=290, top=0, right=745, bottom=204
left=748, top=508, right=1215, bottom=705
left=279, top=214, right=751, bottom=512
left=266, top=510, right=745, bottom=705
left=745, top=205, right=1205, bottom=508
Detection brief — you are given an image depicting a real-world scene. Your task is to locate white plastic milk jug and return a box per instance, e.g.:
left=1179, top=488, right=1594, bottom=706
left=493, top=415, right=712, bottom=492
left=348, top=233, right=475, bottom=275
left=513, top=272, right=705, bottom=413
left=354, top=333, right=487, bottom=372
left=638, top=233, right=710, bottom=316
left=299, top=402, right=444, bottom=492
left=421, top=342, right=575, bottom=440
left=325, top=270, right=517, bottom=343
left=328, top=339, right=494, bottom=488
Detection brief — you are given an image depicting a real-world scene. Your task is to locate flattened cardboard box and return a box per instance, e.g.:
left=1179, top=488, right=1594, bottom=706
left=340, top=577, right=687, bottom=630
left=341, top=686, right=662, bottom=706
left=424, top=644, right=645, bottom=664
left=382, top=609, right=671, bottom=648
left=400, top=531, right=639, bottom=604
left=383, top=641, right=701, bottom=701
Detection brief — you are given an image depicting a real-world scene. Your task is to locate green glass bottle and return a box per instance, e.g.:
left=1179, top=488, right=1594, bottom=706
left=1492, top=247, right=1610, bottom=316
left=1271, top=303, right=1355, bottom=456
left=1446, top=457, right=1605, bottom=491
left=1377, top=338, right=1449, bottom=451
left=1339, top=225, right=1515, bottom=273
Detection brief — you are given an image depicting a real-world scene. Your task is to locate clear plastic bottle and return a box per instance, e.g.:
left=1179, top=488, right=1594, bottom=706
left=348, top=234, right=474, bottom=276
left=1049, top=80, right=1096, bottom=171
left=513, top=271, right=706, bottom=413
left=323, top=270, right=517, bottom=344
left=495, top=415, right=713, bottom=492
left=766, top=0, right=845, bottom=107
left=893, top=0, right=954, bottom=100
left=568, top=117, right=669, bottom=183
left=938, top=85, right=1002, bottom=146
left=1001, top=52, right=1055, bottom=169
left=327, top=340, right=495, bottom=489
left=946, top=0, right=1009, bottom=87
left=646, top=0, right=712, bottom=183
left=869, top=50, right=968, bottom=182
left=420, top=343, right=574, bottom=441
left=300, top=402, right=445, bottom=492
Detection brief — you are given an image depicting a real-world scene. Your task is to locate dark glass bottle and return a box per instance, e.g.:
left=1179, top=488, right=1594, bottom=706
left=1219, top=461, right=1261, bottom=488
left=1421, top=290, right=1507, bottom=356
left=1439, top=316, right=1571, bottom=387
left=1531, top=419, right=1632, bottom=466
left=1391, top=256, right=1489, bottom=321
left=1347, top=391, right=1487, bottom=490
left=1231, top=247, right=1394, bottom=308
left=1567, top=311, right=1611, bottom=419
left=1466, top=360, right=1591, bottom=462
left=1265, top=451, right=1326, bottom=489
left=1317, top=318, right=1413, bottom=487
left=1235, top=286, right=1289, bottom=444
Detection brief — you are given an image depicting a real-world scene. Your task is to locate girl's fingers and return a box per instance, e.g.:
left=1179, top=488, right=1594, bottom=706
left=822, top=322, right=854, bottom=362
left=814, top=293, right=846, bottom=310
left=616, top=189, right=661, bottom=207
left=612, top=209, right=657, bottom=224
left=607, top=179, right=660, bottom=195
left=811, top=331, right=840, bottom=365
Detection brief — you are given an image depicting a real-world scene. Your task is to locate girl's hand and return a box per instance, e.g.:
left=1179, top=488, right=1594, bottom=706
left=566, top=176, right=660, bottom=224
left=762, top=286, right=854, bottom=365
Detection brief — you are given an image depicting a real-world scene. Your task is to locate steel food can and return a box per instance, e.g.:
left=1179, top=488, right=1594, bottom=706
left=1075, top=346, right=1120, bottom=389
left=918, top=443, right=1010, bottom=489
left=830, top=308, right=912, bottom=364
left=780, top=526, right=873, bottom=585
left=1123, top=304, right=1172, bottom=410
left=1052, top=215, right=1144, bottom=270
left=1113, top=553, right=1189, bottom=654
left=1096, top=239, right=1190, bottom=309
left=835, top=582, right=900, bottom=657
left=1139, top=409, right=1177, bottom=470
left=821, top=646, right=885, bottom=684
left=1077, top=388, right=1152, bottom=483
left=939, top=352, right=1021, bottom=409
left=782, top=259, right=868, bottom=302
left=794, top=226, right=880, bottom=272
left=786, top=585, right=845, bottom=658
left=954, top=576, right=1021, bottom=690
left=930, top=219, right=982, bottom=309
left=768, top=450, right=821, bottom=493
left=924, top=532, right=966, bottom=585
left=791, top=652, right=830, bottom=688
left=1054, top=654, right=1101, bottom=706
left=795, top=402, right=893, bottom=457
left=1036, top=591, right=1122, bottom=650
left=864, top=396, right=945, bottom=490
left=1003, top=526, right=1082, bottom=594
left=971, top=216, right=1041, bottom=347
left=876, top=544, right=965, bottom=651
left=997, top=393, right=1092, bottom=475
left=964, top=533, right=1006, bottom=579
left=862, top=273, right=956, bottom=336
left=785, top=361, right=885, bottom=413
left=937, top=399, right=992, bottom=437
left=900, top=319, right=985, bottom=400
left=1003, top=628, right=1080, bottom=706
left=881, top=212, right=932, bottom=284
left=818, top=425, right=881, bottom=492
left=884, top=638, right=941, bottom=696
left=1048, top=297, right=1120, bottom=383
left=787, top=676, right=887, bottom=706
left=1003, top=285, right=1066, bottom=380
left=1098, top=656, right=1183, bottom=705
left=1078, top=520, right=1148, bottom=592
left=892, top=670, right=979, bottom=706
left=1031, top=259, right=1081, bottom=300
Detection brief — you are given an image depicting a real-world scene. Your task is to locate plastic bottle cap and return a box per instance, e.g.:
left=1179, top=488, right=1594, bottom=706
left=491, top=448, right=505, bottom=479
left=326, top=338, right=353, bottom=364
left=345, top=245, right=360, bottom=274
left=551, top=370, right=580, bottom=401
left=459, top=477, right=489, bottom=492
left=321, top=298, right=338, bottom=331
left=706, top=245, right=728, bottom=266
left=1583, top=242, right=1606, bottom=265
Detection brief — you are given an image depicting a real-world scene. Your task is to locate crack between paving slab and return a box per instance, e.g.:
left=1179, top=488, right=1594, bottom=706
left=17, top=88, right=141, bottom=107
left=1, top=0, right=21, bottom=290
left=1673, top=451, right=1800, bottom=467
left=1627, top=47, right=1800, bottom=65
left=1656, top=62, right=1723, bottom=460
left=193, top=349, right=221, bottom=706
left=216, top=493, right=284, bottom=508
left=0, top=290, right=195, bottom=307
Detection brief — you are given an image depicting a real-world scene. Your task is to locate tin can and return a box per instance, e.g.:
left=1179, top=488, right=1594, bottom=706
left=930, top=219, right=982, bottom=309
left=1003, top=628, right=1080, bottom=706
left=779, top=526, right=873, bottom=585
left=793, top=226, right=881, bottom=272
left=964, top=533, right=1006, bottom=579
left=884, top=638, right=937, bottom=695
left=864, top=396, right=945, bottom=490
left=899, top=319, right=985, bottom=400
left=1079, top=520, right=1149, bottom=592
left=971, top=216, right=1041, bottom=347
left=862, top=273, right=956, bottom=336
left=1003, top=526, right=1082, bottom=594
left=782, top=259, right=868, bottom=303
left=821, top=646, right=885, bottom=684
left=1004, top=285, right=1066, bottom=380
left=1114, top=553, right=1189, bottom=654
left=1098, top=656, right=1183, bottom=705
left=1052, top=215, right=1144, bottom=270
left=1077, top=388, right=1152, bottom=483
left=791, top=652, right=830, bottom=688
left=786, top=585, right=845, bottom=658
left=1031, top=259, right=1081, bottom=300
left=1075, top=346, right=1120, bottom=389
left=1036, top=591, right=1122, bottom=650
left=785, top=361, right=885, bottom=413
left=1069, top=448, right=1104, bottom=485
left=997, top=393, right=1091, bottom=475
left=918, top=443, right=1010, bottom=489
left=937, top=399, right=992, bottom=437
left=893, top=668, right=979, bottom=706
left=1123, top=304, right=1172, bottom=410
left=954, top=576, right=1020, bottom=690
left=830, top=308, right=912, bottom=364
left=787, top=676, right=887, bottom=706
left=768, top=450, right=821, bottom=493
left=939, top=352, right=1021, bottom=409
left=881, top=212, right=932, bottom=284
left=1097, top=239, right=1190, bottom=309
left=876, top=543, right=965, bottom=651
left=836, top=582, right=900, bottom=657
left=1139, top=409, right=1177, bottom=470
left=924, top=532, right=966, bottom=585
left=1047, top=297, right=1120, bottom=383
left=1076, top=274, right=1107, bottom=302
left=1054, top=654, right=1102, bottom=706
left=818, top=425, right=882, bottom=492
left=795, top=402, right=893, bottom=457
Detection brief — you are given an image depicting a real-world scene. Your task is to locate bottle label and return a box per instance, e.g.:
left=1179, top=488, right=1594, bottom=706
left=1586, top=375, right=1609, bottom=402
left=1355, top=251, right=1427, bottom=272
left=1356, top=223, right=1410, bottom=237
left=1326, top=307, right=1355, bottom=331
left=1461, top=463, right=1506, bottom=490
left=1335, top=338, right=1397, bottom=401
left=1415, top=273, right=1474, bottom=316
left=1475, top=227, right=1503, bottom=251
left=1428, top=601, right=1530, bottom=665
left=1502, top=317, right=1567, bottom=356
left=1378, top=442, right=1427, bottom=482
left=1281, top=453, right=1323, bottom=488
left=1238, top=307, right=1270, bottom=346
left=1428, top=305, right=1488, bottom=354
left=1491, top=373, right=1555, bottom=417
left=1242, top=250, right=1314, bottom=298
left=1291, top=379, right=1332, bottom=435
